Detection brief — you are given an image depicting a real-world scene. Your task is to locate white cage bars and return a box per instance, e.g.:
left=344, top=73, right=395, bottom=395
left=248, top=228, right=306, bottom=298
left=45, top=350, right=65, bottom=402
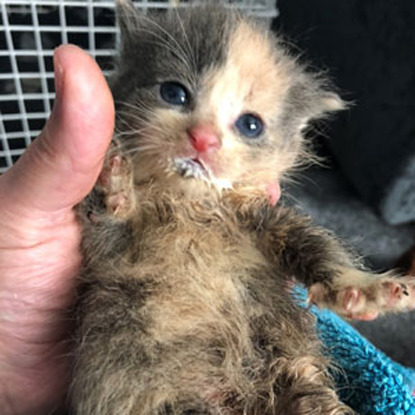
left=0, top=0, right=278, bottom=173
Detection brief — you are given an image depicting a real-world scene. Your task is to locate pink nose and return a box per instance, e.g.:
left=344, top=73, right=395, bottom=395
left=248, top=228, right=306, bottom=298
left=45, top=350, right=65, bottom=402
left=188, top=125, right=221, bottom=154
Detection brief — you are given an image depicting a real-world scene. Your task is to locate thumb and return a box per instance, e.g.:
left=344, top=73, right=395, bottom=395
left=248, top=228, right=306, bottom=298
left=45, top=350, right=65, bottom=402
left=0, top=45, right=114, bottom=217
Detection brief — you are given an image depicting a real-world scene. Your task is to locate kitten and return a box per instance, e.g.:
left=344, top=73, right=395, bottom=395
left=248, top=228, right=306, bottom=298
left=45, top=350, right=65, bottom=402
left=72, top=1, right=415, bottom=414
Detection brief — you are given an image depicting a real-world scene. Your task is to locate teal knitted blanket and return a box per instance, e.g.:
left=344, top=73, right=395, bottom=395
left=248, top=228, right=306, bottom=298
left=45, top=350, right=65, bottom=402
left=308, top=296, right=415, bottom=414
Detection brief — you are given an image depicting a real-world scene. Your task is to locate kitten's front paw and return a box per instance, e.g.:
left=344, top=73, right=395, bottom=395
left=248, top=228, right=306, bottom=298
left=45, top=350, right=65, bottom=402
left=97, top=153, right=135, bottom=219
left=308, top=269, right=415, bottom=320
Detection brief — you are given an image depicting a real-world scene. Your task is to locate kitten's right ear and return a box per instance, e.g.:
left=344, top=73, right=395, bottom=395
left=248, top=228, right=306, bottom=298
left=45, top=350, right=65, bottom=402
left=115, top=0, right=141, bottom=44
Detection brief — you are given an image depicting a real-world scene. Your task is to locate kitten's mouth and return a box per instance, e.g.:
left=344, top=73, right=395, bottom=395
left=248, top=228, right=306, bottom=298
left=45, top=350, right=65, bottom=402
left=170, top=157, right=211, bottom=180
left=169, top=157, right=232, bottom=190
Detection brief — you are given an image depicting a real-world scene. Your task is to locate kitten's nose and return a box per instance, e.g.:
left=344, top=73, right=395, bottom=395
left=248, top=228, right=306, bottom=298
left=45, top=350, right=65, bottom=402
left=188, top=125, right=221, bottom=153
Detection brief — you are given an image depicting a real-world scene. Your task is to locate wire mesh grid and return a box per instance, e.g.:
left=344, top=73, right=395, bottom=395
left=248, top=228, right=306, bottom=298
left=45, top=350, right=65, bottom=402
left=0, top=0, right=278, bottom=173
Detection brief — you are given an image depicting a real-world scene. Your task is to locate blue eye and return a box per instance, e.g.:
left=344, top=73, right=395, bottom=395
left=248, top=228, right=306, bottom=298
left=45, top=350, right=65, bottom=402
left=160, top=81, right=189, bottom=106
left=235, top=113, right=264, bottom=139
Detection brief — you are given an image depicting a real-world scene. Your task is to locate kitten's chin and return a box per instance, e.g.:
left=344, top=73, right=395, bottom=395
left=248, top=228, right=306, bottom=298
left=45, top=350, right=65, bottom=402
left=169, top=157, right=233, bottom=191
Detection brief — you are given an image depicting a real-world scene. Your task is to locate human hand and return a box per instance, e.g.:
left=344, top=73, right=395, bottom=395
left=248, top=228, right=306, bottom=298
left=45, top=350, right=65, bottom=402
left=0, top=45, right=114, bottom=415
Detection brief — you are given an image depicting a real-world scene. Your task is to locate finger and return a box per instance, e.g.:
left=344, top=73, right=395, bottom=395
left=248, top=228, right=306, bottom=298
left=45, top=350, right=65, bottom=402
left=0, top=45, right=115, bottom=217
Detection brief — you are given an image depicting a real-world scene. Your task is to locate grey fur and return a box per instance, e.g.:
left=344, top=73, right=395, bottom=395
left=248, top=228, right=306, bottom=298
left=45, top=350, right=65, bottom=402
left=112, top=4, right=235, bottom=110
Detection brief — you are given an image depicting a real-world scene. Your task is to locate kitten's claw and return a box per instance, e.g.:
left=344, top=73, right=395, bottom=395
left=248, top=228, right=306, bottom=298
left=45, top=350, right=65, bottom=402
left=87, top=211, right=100, bottom=223
left=308, top=270, right=415, bottom=320
left=106, top=192, right=129, bottom=215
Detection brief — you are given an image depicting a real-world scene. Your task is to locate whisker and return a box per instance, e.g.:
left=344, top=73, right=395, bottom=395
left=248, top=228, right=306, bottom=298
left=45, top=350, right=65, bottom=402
left=134, top=26, right=194, bottom=76
left=123, top=145, right=160, bottom=156
left=172, top=8, right=197, bottom=79
left=139, top=14, right=192, bottom=67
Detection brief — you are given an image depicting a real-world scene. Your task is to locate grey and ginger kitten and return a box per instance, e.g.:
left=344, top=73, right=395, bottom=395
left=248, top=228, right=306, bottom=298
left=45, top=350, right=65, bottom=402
left=72, top=2, right=415, bottom=414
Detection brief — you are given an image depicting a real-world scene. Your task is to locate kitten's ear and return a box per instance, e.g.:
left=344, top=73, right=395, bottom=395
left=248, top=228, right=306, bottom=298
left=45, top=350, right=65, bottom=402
left=290, top=74, right=346, bottom=125
left=309, top=90, right=345, bottom=120
left=115, top=0, right=141, bottom=44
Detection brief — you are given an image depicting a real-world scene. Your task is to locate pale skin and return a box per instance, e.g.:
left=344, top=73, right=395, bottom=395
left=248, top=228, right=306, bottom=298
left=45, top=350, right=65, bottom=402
left=0, top=45, right=114, bottom=415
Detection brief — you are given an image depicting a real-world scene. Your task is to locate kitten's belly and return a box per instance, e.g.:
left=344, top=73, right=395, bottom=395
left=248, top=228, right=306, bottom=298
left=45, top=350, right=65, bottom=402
left=130, top=226, right=271, bottom=344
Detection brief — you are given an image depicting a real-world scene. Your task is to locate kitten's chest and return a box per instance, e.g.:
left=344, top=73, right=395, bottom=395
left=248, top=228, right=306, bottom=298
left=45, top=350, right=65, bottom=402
left=136, top=198, right=263, bottom=272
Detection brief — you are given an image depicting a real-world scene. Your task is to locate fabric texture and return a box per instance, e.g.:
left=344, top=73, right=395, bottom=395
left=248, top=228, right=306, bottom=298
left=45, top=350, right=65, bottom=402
left=315, top=306, right=415, bottom=414
left=276, top=0, right=415, bottom=225
left=296, top=287, right=415, bottom=414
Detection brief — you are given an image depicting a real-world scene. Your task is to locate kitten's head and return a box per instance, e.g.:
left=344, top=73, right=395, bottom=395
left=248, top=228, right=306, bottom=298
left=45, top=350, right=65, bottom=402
left=112, top=0, right=343, bottom=198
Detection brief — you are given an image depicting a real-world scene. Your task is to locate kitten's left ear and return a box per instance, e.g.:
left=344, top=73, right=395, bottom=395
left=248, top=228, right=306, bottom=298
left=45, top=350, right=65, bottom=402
left=289, top=73, right=346, bottom=124
left=311, top=90, right=345, bottom=118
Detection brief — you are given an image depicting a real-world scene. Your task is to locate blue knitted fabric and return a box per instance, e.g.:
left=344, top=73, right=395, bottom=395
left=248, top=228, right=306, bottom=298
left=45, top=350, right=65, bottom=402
left=296, top=289, right=415, bottom=414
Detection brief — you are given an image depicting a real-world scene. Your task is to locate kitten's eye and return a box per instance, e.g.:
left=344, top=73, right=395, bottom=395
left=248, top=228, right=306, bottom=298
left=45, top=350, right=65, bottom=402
left=160, top=82, right=189, bottom=106
left=234, top=113, right=264, bottom=139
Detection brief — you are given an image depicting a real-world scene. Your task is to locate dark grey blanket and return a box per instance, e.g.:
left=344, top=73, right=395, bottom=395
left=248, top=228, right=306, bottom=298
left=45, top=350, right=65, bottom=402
left=276, top=0, right=415, bottom=225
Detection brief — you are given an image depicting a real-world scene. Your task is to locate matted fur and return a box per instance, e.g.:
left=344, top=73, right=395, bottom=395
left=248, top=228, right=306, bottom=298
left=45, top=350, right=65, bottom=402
left=70, top=2, right=415, bottom=414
